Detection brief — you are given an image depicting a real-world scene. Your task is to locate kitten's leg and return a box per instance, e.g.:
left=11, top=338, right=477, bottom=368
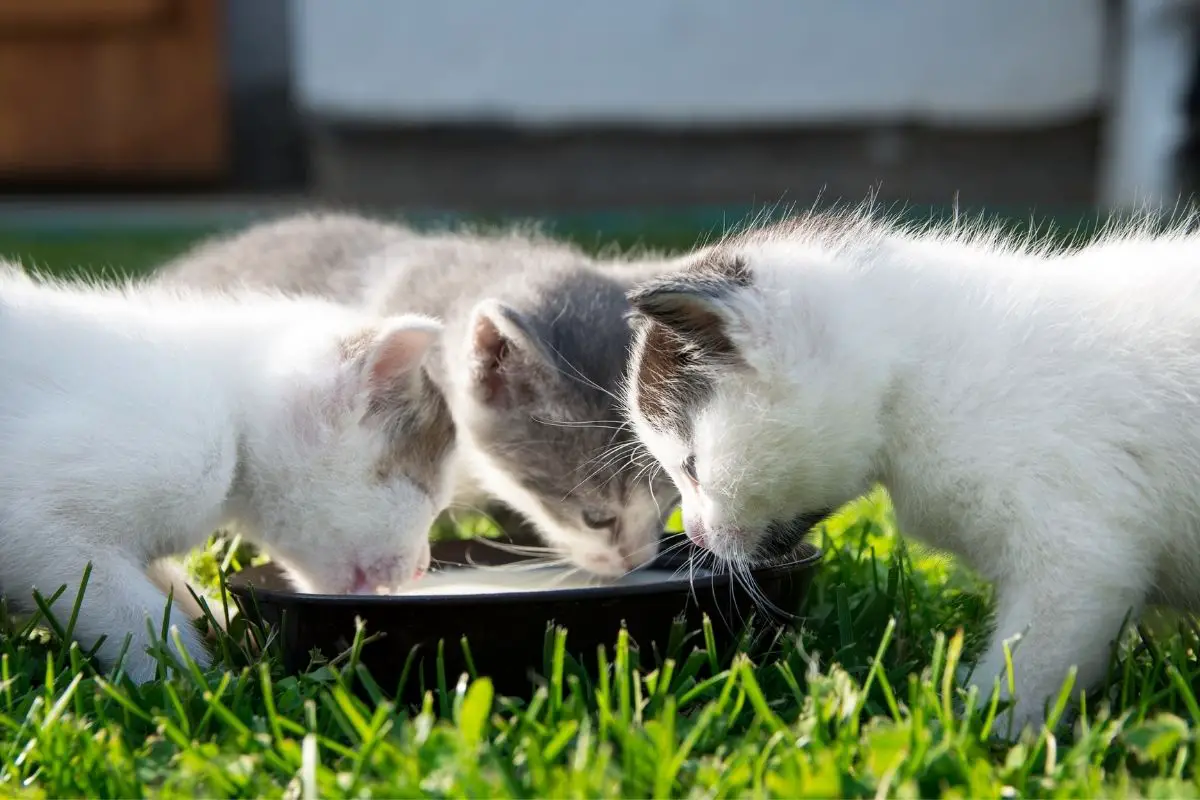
left=6, top=550, right=210, bottom=683
left=967, top=539, right=1147, bottom=734
left=146, top=557, right=230, bottom=645
left=146, top=559, right=207, bottom=622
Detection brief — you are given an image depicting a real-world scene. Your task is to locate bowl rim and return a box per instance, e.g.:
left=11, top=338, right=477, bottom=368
left=227, top=541, right=824, bottom=609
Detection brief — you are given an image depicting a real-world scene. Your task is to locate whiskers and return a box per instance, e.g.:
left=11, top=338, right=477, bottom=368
left=436, top=502, right=569, bottom=570
left=540, top=337, right=623, bottom=405
left=658, top=533, right=797, bottom=628
left=579, top=433, right=659, bottom=481
left=725, top=539, right=797, bottom=622
left=469, top=536, right=565, bottom=566
left=452, top=537, right=625, bottom=590
left=561, top=437, right=650, bottom=500
left=440, top=490, right=795, bottom=627
left=531, top=416, right=631, bottom=432
left=633, top=458, right=669, bottom=505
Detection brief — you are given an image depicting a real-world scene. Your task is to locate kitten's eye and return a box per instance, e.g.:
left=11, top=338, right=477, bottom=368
left=582, top=510, right=617, bottom=530
left=682, top=455, right=699, bottom=486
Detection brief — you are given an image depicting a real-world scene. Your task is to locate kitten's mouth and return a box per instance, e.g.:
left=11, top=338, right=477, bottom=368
left=344, top=557, right=427, bottom=595
left=578, top=551, right=635, bottom=579
left=347, top=569, right=390, bottom=595
left=753, top=510, right=833, bottom=564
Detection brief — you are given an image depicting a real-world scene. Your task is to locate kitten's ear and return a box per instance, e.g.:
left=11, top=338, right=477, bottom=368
left=621, top=308, right=646, bottom=331
left=295, top=317, right=441, bottom=442
left=467, top=299, right=555, bottom=409
left=628, top=281, right=725, bottom=329
left=364, top=315, right=441, bottom=388
left=627, top=280, right=742, bottom=360
left=340, top=315, right=441, bottom=400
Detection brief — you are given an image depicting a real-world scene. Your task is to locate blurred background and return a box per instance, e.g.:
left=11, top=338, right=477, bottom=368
left=0, top=0, right=1196, bottom=270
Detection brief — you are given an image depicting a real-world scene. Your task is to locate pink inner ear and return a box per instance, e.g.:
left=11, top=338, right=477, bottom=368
left=370, top=325, right=437, bottom=386
left=471, top=313, right=509, bottom=403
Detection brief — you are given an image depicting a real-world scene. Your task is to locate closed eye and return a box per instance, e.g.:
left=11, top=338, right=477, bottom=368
left=682, top=454, right=699, bottom=487
left=582, top=510, right=618, bottom=531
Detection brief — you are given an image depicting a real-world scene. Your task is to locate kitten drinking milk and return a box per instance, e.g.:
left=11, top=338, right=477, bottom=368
left=624, top=209, right=1200, bottom=731
left=160, top=213, right=678, bottom=577
left=0, top=265, right=456, bottom=682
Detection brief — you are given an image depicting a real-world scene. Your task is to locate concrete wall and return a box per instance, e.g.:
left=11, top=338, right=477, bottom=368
left=229, top=1, right=1200, bottom=211
left=292, top=0, right=1106, bottom=127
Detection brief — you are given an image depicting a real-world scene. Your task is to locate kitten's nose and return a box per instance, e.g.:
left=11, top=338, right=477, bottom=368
left=618, top=538, right=658, bottom=571
left=349, top=565, right=373, bottom=594
left=348, top=554, right=406, bottom=593
left=414, top=540, right=431, bottom=580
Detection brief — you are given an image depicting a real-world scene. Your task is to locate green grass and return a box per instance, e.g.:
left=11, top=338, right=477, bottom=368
left=6, top=496, right=1200, bottom=798
left=2, top=218, right=1200, bottom=797
left=0, top=230, right=212, bottom=280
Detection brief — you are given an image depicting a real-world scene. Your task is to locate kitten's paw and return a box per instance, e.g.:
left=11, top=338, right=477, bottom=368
left=115, top=623, right=213, bottom=684
left=114, top=651, right=163, bottom=685
left=166, top=623, right=214, bottom=672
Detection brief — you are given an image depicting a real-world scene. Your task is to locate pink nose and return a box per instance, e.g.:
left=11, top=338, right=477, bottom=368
left=350, top=565, right=372, bottom=593
left=348, top=555, right=403, bottom=594
left=414, top=540, right=431, bottom=580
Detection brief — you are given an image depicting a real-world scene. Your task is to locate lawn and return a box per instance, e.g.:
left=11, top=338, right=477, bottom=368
left=1, top=215, right=1198, bottom=798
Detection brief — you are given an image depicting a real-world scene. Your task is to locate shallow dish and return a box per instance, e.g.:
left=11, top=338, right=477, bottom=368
left=229, top=537, right=822, bottom=701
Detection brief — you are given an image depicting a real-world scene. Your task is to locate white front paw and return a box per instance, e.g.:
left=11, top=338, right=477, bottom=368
left=115, top=650, right=162, bottom=685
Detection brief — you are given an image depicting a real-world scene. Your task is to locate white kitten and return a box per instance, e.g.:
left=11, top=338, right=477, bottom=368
left=0, top=265, right=456, bottom=682
left=623, top=209, right=1200, bottom=731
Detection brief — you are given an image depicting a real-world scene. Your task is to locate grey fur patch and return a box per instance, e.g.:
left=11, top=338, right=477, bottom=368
left=338, top=328, right=457, bottom=498
left=157, top=212, right=416, bottom=301
left=626, top=255, right=753, bottom=441
left=436, top=261, right=670, bottom=531
left=160, top=213, right=679, bottom=550
left=368, top=371, right=456, bottom=499
left=629, top=322, right=709, bottom=441
left=627, top=254, right=749, bottom=353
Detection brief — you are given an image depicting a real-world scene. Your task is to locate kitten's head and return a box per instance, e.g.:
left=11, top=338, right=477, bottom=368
left=247, top=312, right=457, bottom=594
left=457, top=295, right=677, bottom=577
left=623, top=231, right=891, bottom=564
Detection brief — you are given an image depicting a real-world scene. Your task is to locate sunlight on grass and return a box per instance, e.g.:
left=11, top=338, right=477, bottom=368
left=1, top=490, right=1197, bottom=797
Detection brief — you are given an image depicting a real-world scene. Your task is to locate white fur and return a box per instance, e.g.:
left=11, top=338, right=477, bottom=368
left=0, top=268, right=452, bottom=682
left=626, top=212, right=1200, bottom=731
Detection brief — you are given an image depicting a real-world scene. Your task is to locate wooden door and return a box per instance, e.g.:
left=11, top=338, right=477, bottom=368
left=0, top=0, right=227, bottom=181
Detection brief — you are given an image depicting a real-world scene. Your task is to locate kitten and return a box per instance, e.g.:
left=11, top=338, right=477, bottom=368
left=623, top=208, right=1200, bottom=732
left=0, top=265, right=456, bottom=682
left=160, top=213, right=679, bottom=576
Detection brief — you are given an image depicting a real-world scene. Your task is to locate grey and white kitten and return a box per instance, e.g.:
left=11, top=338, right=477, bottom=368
left=159, top=213, right=680, bottom=576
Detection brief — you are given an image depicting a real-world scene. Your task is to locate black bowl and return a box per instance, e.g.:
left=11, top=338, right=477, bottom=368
left=229, top=538, right=822, bottom=703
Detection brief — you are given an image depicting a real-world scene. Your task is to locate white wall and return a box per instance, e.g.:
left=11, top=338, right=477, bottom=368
left=1100, top=0, right=1197, bottom=209
left=292, top=0, right=1106, bottom=128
